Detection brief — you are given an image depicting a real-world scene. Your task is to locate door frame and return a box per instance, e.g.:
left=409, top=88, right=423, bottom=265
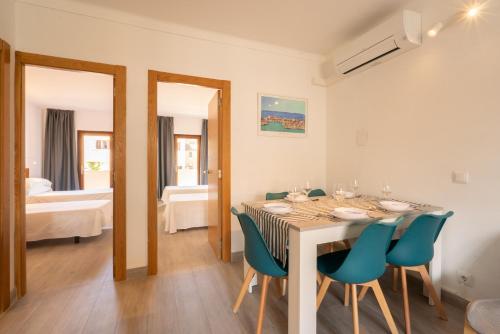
left=173, top=134, right=201, bottom=186
left=77, top=130, right=114, bottom=189
left=147, top=70, right=231, bottom=275
left=0, top=39, right=11, bottom=312
left=14, top=52, right=127, bottom=297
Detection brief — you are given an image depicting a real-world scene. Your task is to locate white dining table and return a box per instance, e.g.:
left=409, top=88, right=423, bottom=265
left=243, top=196, right=443, bottom=334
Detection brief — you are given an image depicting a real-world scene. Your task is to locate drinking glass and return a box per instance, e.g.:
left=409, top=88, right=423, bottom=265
left=381, top=184, right=392, bottom=199
left=335, top=183, right=345, bottom=201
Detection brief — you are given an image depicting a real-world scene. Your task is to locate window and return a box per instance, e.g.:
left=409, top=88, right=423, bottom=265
left=174, top=135, right=201, bottom=186
left=78, top=131, right=113, bottom=189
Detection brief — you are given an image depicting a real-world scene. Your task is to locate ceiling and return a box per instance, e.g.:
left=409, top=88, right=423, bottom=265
left=25, top=66, right=216, bottom=118
left=26, top=65, right=114, bottom=113
left=68, top=0, right=413, bottom=54
left=158, top=83, right=217, bottom=118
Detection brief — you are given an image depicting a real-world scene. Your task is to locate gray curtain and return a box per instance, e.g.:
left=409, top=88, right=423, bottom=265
left=157, top=116, right=176, bottom=198
left=199, top=119, right=208, bottom=185
left=42, top=109, right=80, bottom=191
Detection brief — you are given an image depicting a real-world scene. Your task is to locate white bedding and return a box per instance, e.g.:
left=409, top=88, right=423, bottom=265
left=26, top=200, right=112, bottom=241
left=161, top=185, right=208, bottom=203
left=164, top=193, right=208, bottom=234
left=26, top=188, right=113, bottom=204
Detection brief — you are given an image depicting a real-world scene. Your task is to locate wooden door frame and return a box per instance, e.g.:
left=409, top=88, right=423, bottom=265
left=173, top=134, right=201, bottom=185
left=77, top=130, right=114, bottom=189
left=147, top=70, right=231, bottom=275
left=14, top=52, right=127, bottom=297
left=0, top=39, right=11, bottom=312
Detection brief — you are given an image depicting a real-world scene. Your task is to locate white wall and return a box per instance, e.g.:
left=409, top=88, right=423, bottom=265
left=173, top=116, right=203, bottom=136
left=327, top=2, right=500, bottom=301
left=25, top=102, right=44, bottom=177
left=15, top=0, right=327, bottom=266
left=24, top=104, right=113, bottom=178
left=0, top=0, right=16, bottom=295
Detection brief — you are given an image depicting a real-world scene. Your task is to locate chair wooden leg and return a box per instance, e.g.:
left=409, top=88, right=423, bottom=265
left=351, top=284, right=359, bottom=334
left=401, top=267, right=411, bottom=334
left=256, top=275, right=271, bottom=334
left=344, top=283, right=350, bottom=306
left=370, top=280, right=398, bottom=334
left=281, top=278, right=287, bottom=296
left=392, top=267, right=399, bottom=292
left=417, top=265, right=448, bottom=321
left=358, top=285, right=369, bottom=301
left=233, top=267, right=256, bottom=313
left=316, top=276, right=332, bottom=310
left=317, top=272, right=322, bottom=285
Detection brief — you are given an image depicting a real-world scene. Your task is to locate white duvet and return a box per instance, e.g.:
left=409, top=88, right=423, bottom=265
left=26, top=200, right=112, bottom=241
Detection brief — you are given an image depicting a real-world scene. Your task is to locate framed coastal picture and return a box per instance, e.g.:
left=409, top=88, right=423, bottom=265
left=258, top=94, right=307, bottom=137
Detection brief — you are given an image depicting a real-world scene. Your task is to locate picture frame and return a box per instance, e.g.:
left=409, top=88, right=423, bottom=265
left=257, top=93, right=307, bottom=137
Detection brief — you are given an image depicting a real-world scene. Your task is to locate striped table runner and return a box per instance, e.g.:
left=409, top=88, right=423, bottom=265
left=243, top=196, right=434, bottom=267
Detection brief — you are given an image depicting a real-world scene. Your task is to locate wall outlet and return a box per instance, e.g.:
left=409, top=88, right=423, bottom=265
left=457, top=270, right=473, bottom=287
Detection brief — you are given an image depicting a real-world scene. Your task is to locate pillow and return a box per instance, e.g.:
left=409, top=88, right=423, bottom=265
left=26, top=177, right=52, bottom=188
left=28, top=184, right=52, bottom=196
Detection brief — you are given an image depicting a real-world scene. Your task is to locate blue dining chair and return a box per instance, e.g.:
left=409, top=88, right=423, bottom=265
left=316, top=217, right=404, bottom=334
left=308, top=188, right=326, bottom=197
left=265, top=191, right=288, bottom=200
left=231, top=207, right=288, bottom=334
left=383, top=211, right=454, bottom=334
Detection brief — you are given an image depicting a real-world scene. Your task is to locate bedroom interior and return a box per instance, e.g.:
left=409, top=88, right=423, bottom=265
left=2, top=0, right=500, bottom=333
left=148, top=71, right=232, bottom=274
left=13, top=52, right=127, bottom=299
left=155, top=81, right=213, bottom=272
left=23, top=65, right=115, bottom=294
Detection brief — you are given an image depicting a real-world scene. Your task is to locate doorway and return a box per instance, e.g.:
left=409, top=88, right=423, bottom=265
left=147, top=71, right=231, bottom=275
left=14, top=52, right=126, bottom=298
left=0, top=38, right=11, bottom=312
left=78, top=130, right=114, bottom=189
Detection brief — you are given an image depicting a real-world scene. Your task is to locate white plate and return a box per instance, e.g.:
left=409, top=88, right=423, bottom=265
left=379, top=200, right=410, bottom=212
left=331, top=207, right=369, bottom=220
left=332, top=191, right=355, bottom=199
left=263, top=203, right=293, bottom=215
left=264, top=203, right=291, bottom=209
left=286, top=194, right=309, bottom=203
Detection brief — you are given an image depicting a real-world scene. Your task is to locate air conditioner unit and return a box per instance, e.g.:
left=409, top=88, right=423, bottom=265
left=321, top=10, right=421, bottom=80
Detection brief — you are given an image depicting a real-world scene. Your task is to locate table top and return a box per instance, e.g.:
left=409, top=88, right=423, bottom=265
left=243, top=195, right=442, bottom=232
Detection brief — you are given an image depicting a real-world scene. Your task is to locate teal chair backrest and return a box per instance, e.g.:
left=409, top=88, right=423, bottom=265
left=265, top=192, right=288, bottom=200
left=386, top=211, right=454, bottom=267
left=231, top=207, right=287, bottom=277
left=308, top=189, right=326, bottom=197
left=333, top=218, right=403, bottom=284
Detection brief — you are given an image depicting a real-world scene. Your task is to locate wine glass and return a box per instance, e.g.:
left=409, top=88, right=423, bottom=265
left=303, top=181, right=312, bottom=196
left=381, top=184, right=392, bottom=199
left=352, top=179, right=360, bottom=196
left=335, top=183, right=345, bottom=202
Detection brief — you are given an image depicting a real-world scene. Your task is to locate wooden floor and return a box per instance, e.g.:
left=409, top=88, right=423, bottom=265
left=0, top=228, right=465, bottom=333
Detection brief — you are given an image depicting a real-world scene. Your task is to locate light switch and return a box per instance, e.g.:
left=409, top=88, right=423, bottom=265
left=452, top=171, right=469, bottom=184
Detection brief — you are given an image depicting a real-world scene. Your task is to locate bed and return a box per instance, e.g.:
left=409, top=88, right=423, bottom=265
left=163, top=193, right=208, bottom=234
left=160, top=185, right=208, bottom=203
left=26, top=188, right=113, bottom=204
left=26, top=200, right=112, bottom=242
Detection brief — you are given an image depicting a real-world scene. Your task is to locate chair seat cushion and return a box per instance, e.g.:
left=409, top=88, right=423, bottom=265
left=317, top=250, right=350, bottom=277
left=467, top=299, right=500, bottom=333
